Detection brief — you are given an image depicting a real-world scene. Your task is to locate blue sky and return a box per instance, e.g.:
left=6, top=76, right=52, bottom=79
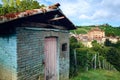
left=1, top=0, right=120, bottom=26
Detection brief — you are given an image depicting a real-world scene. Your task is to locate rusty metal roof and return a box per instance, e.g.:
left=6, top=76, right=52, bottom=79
left=0, top=3, right=76, bottom=30
left=0, top=3, right=60, bottom=24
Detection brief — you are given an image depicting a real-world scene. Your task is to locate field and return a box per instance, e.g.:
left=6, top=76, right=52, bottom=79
left=70, top=69, right=120, bottom=80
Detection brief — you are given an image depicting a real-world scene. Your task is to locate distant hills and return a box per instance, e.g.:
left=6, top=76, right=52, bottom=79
left=71, top=24, right=120, bottom=37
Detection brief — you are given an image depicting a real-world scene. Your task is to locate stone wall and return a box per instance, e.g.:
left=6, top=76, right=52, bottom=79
left=17, top=27, right=70, bottom=80
left=0, top=35, right=17, bottom=80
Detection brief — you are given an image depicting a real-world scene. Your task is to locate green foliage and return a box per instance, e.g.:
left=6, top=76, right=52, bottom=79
left=0, top=4, right=2, bottom=7
left=70, top=36, right=78, bottom=43
left=106, top=47, right=120, bottom=71
left=2, top=0, right=8, bottom=7
left=70, top=26, right=91, bottom=34
left=16, top=0, right=21, bottom=6
left=105, top=27, right=120, bottom=37
left=71, top=24, right=120, bottom=36
left=9, top=0, right=15, bottom=7
left=70, top=37, right=83, bottom=50
left=2, top=0, right=16, bottom=7
left=69, top=36, right=117, bottom=77
left=76, top=48, right=93, bottom=71
left=76, top=48, right=88, bottom=70
left=69, top=37, right=84, bottom=76
left=70, top=24, right=120, bottom=78
left=18, top=0, right=30, bottom=11
left=104, top=39, right=120, bottom=49
left=18, top=0, right=40, bottom=11
left=0, top=0, right=45, bottom=15
left=103, top=39, right=120, bottom=72
left=113, top=41, right=120, bottom=48
left=31, top=1, right=40, bottom=9
left=0, top=8, right=4, bottom=15
left=0, top=6, right=18, bottom=15
left=100, top=25, right=120, bottom=36
left=104, top=39, right=112, bottom=46
left=91, top=40, right=97, bottom=45
left=91, top=41, right=108, bottom=56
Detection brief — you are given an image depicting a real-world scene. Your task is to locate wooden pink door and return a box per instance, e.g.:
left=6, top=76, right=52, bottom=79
left=44, top=37, right=57, bottom=80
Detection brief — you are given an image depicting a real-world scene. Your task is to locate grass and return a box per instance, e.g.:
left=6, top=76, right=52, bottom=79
left=71, top=27, right=90, bottom=34
left=70, top=69, right=120, bottom=80
left=71, top=26, right=120, bottom=36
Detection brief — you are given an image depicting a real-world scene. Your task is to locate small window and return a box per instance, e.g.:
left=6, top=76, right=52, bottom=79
left=62, top=43, right=67, bottom=51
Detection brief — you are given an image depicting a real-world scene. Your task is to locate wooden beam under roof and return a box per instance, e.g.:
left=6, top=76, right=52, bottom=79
left=49, top=16, right=65, bottom=21
left=22, top=22, right=67, bottom=30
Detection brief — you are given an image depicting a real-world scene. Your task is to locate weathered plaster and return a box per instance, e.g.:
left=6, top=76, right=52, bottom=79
left=0, top=36, right=17, bottom=80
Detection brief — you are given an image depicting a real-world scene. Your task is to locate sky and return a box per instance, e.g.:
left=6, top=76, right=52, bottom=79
left=1, top=0, right=120, bottom=27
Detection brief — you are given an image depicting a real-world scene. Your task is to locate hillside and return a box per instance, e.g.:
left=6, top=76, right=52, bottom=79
left=71, top=26, right=91, bottom=34
left=71, top=25, right=120, bottom=37
left=70, top=69, right=120, bottom=80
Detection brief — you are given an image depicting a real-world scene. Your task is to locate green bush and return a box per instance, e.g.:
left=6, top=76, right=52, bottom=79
left=0, top=0, right=44, bottom=15
left=106, top=47, right=120, bottom=71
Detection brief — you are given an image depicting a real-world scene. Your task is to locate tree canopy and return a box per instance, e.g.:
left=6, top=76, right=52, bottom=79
left=106, top=47, right=120, bottom=71
left=0, top=0, right=45, bottom=15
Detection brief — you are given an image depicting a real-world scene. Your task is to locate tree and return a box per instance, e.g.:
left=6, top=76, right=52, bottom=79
left=69, top=37, right=85, bottom=77
left=106, top=47, right=120, bottom=71
left=2, top=0, right=15, bottom=7
left=91, top=40, right=111, bottom=70
left=113, top=41, right=120, bottom=48
left=18, top=0, right=41, bottom=11
left=2, top=0, right=9, bottom=7
left=9, top=0, right=15, bottom=7
left=16, top=0, right=21, bottom=6
left=31, top=0, right=40, bottom=9
left=69, top=37, right=81, bottom=76
left=0, top=0, right=45, bottom=15
left=104, top=39, right=112, bottom=46
left=0, top=4, right=2, bottom=7
left=76, top=48, right=89, bottom=71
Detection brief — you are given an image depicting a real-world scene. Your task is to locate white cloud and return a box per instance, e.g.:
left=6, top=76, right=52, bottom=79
left=40, top=0, right=91, bottom=16
left=0, top=0, right=120, bottom=26
left=79, top=14, right=91, bottom=19
left=92, top=10, right=111, bottom=20
left=62, top=0, right=90, bottom=17
left=39, top=0, right=120, bottom=26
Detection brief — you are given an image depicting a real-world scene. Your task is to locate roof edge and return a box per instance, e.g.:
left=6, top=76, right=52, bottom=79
left=0, top=3, right=60, bottom=24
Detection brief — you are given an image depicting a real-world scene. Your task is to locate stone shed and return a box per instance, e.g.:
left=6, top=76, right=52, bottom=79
left=0, top=3, right=76, bottom=80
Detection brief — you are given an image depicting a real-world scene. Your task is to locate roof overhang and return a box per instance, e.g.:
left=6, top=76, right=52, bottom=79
left=0, top=4, right=76, bottom=30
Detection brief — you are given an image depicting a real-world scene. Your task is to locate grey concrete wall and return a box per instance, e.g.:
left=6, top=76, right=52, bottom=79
left=0, top=35, right=17, bottom=80
left=17, top=27, right=70, bottom=80
left=59, top=33, right=70, bottom=80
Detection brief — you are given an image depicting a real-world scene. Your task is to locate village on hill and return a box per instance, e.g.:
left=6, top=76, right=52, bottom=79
left=70, top=27, right=120, bottom=47
left=0, top=0, right=120, bottom=80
